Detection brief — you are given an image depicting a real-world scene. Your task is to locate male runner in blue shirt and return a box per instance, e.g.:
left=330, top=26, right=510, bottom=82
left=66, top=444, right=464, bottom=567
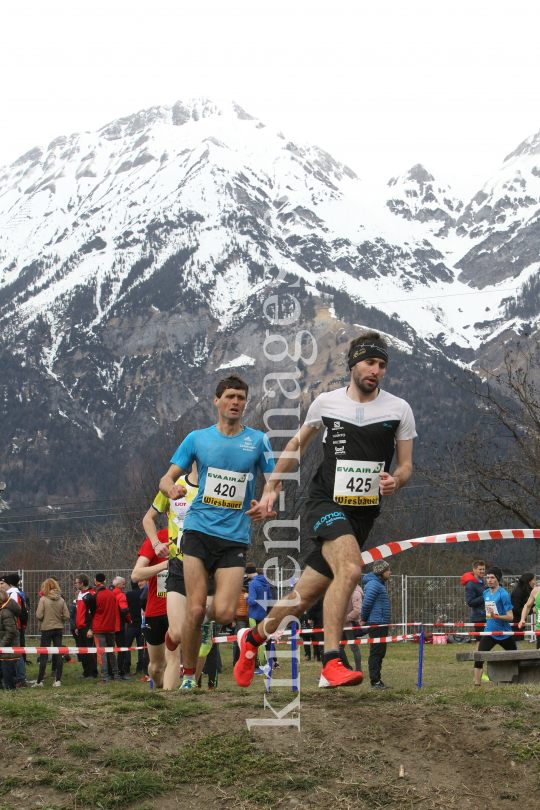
left=159, top=374, right=275, bottom=690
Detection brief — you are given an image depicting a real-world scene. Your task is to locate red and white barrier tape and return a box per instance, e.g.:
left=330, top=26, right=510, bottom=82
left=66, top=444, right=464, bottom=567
left=302, top=634, right=416, bottom=645
left=0, top=645, right=146, bottom=655
left=3, top=629, right=535, bottom=654
left=361, top=528, right=540, bottom=565
left=300, top=622, right=537, bottom=633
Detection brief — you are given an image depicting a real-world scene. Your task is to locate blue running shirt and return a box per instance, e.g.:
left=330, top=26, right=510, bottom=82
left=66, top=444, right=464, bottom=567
left=483, top=586, right=513, bottom=640
left=170, top=425, right=275, bottom=544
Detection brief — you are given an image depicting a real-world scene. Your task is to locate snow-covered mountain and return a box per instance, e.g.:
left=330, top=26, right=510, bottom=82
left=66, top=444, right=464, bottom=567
left=1, top=98, right=540, bottom=505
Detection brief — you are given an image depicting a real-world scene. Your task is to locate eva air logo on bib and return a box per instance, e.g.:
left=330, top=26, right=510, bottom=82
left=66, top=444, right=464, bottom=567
left=333, top=460, right=384, bottom=506
left=203, top=467, right=248, bottom=510
left=156, top=569, right=168, bottom=599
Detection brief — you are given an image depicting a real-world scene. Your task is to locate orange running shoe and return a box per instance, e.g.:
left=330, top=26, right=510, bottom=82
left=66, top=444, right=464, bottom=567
left=233, top=627, right=259, bottom=687
left=318, top=659, right=364, bottom=688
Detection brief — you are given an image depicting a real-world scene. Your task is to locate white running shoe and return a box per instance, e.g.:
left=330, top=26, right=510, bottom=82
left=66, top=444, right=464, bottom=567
left=53, top=680, right=61, bottom=687
left=31, top=682, right=44, bottom=688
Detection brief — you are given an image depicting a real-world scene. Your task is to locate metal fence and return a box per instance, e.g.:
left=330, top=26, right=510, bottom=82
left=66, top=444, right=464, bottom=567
left=5, top=568, right=525, bottom=637
left=278, top=570, right=523, bottom=628
left=16, top=569, right=132, bottom=637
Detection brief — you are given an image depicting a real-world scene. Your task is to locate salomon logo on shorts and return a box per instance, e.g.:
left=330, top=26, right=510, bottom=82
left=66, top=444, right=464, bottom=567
left=314, top=512, right=347, bottom=531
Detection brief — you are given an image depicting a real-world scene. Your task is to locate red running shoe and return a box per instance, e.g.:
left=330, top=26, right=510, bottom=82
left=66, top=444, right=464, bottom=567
left=165, top=630, right=178, bottom=652
left=233, top=627, right=259, bottom=687
left=318, top=659, right=364, bottom=688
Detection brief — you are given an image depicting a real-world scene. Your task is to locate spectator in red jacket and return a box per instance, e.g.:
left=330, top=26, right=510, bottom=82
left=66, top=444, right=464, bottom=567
left=111, top=577, right=131, bottom=680
left=74, top=574, right=98, bottom=679
left=82, top=574, right=120, bottom=684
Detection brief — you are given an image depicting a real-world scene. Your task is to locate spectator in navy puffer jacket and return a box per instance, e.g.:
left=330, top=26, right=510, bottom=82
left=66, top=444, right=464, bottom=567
left=361, top=560, right=392, bottom=690
left=461, top=560, right=486, bottom=624
left=461, top=560, right=486, bottom=665
left=246, top=568, right=273, bottom=623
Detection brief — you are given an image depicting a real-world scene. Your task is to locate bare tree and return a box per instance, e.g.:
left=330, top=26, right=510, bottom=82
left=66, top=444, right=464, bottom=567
left=52, top=520, right=140, bottom=570
left=432, top=337, right=540, bottom=530
left=117, top=417, right=199, bottom=541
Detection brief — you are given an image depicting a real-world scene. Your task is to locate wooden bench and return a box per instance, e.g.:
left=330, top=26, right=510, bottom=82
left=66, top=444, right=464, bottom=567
left=456, top=649, right=540, bottom=684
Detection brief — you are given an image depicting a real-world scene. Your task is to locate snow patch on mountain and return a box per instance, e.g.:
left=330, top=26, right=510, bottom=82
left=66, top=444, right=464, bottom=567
left=216, top=354, right=256, bottom=370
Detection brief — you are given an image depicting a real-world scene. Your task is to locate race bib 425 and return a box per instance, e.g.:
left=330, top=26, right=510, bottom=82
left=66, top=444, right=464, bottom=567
left=333, top=460, right=383, bottom=506
left=203, top=467, right=248, bottom=509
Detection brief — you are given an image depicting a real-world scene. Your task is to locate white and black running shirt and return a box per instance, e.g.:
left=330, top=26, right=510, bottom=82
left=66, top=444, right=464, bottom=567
left=304, top=387, right=417, bottom=514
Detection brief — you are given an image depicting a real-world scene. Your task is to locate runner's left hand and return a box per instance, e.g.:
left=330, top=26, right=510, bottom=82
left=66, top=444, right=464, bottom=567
left=246, top=496, right=277, bottom=522
left=154, top=541, right=171, bottom=559
left=379, top=472, right=396, bottom=496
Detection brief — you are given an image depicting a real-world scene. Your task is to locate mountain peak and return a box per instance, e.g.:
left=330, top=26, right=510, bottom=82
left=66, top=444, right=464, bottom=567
left=504, top=128, right=540, bottom=163
left=386, top=164, right=462, bottom=236
left=96, top=98, right=259, bottom=142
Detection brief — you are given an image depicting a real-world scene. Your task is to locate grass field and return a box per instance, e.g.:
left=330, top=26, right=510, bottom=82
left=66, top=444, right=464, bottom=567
left=2, top=639, right=540, bottom=809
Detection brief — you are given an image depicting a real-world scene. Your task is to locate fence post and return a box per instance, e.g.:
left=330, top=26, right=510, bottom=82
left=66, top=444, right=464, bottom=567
left=400, top=574, right=404, bottom=630
left=21, top=569, right=25, bottom=596
left=416, top=623, right=424, bottom=689
left=404, top=575, right=408, bottom=631
left=291, top=577, right=298, bottom=693
left=266, top=639, right=275, bottom=692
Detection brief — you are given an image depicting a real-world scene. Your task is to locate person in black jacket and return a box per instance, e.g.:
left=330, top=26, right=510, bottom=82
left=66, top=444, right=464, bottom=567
left=511, top=573, right=536, bottom=630
left=125, top=580, right=146, bottom=675
left=306, top=596, right=323, bottom=663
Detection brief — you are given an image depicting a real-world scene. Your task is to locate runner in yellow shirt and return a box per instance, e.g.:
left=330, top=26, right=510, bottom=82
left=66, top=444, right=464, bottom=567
left=141, top=462, right=215, bottom=690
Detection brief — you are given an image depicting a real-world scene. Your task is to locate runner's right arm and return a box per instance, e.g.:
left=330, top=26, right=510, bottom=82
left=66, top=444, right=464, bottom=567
left=159, top=464, right=188, bottom=500
left=247, top=424, right=320, bottom=521
left=131, top=554, right=168, bottom=583
left=519, top=586, right=540, bottom=628
left=142, top=505, right=171, bottom=559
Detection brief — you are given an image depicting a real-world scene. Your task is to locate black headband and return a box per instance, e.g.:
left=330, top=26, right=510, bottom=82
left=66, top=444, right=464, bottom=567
left=348, top=341, right=389, bottom=369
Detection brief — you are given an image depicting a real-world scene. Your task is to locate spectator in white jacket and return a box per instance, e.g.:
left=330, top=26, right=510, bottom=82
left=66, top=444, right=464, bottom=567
left=344, top=584, right=363, bottom=672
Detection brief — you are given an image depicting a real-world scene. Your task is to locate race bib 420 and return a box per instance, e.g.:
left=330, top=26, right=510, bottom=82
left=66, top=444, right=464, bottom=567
left=203, top=467, right=248, bottom=509
left=333, top=460, right=384, bottom=506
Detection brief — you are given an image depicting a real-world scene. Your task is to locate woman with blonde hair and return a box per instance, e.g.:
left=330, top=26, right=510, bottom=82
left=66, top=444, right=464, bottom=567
left=34, top=578, right=69, bottom=688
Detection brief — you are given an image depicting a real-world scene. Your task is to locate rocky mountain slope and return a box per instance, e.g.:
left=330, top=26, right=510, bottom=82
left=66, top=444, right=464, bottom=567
left=1, top=99, right=540, bottom=511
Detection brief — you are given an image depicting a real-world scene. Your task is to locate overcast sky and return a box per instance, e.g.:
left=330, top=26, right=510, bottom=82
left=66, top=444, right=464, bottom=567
left=1, top=0, right=538, bottom=197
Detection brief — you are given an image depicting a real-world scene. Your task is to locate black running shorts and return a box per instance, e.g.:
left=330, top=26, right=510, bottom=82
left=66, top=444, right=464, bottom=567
left=166, top=556, right=216, bottom=597
left=181, top=529, right=247, bottom=574
left=303, top=498, right=377, bottom=580
left=144, top=613, right=168, bottom=646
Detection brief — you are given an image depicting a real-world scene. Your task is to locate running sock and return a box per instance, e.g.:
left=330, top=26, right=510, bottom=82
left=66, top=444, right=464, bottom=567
left=322, top=650, right=340, bottom=666
left=246, top=629, right=264, bottom=647
left=183, top=667, right=196, bottom=677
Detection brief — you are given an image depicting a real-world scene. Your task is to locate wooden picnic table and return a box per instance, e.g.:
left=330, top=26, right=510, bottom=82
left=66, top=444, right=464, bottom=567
left=456, top=649, right=540, bottom=685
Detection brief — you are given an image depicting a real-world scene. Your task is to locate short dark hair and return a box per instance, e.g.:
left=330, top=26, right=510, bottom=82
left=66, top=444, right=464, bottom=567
left=215, top=374, right=249, bottom=399
left=472, top=559, right=486, bottom=569
left=76, top=574, right=89, bottom=587
left=348, top=330, right=388, bottom=355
